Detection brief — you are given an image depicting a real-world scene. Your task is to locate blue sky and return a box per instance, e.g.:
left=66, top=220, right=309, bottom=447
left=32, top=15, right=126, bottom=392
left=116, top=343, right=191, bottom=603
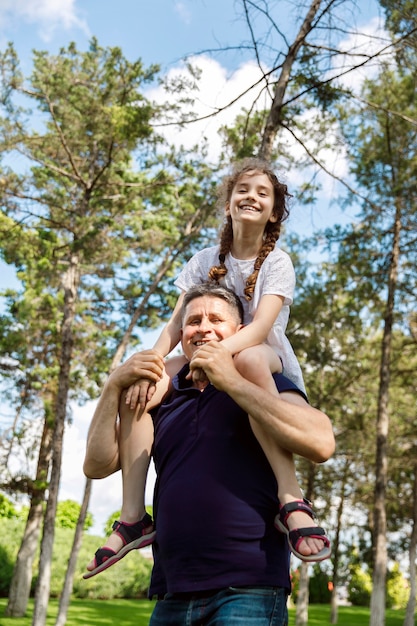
left=1, top=0, right=260, bottom=71
left=1, top=0, right=386, bottom=536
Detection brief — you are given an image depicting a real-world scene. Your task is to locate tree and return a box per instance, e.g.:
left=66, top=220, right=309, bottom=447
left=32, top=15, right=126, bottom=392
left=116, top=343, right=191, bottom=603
left=0, top=40, right=220, bottom=624
left=335, top=65, right=417, bottom=626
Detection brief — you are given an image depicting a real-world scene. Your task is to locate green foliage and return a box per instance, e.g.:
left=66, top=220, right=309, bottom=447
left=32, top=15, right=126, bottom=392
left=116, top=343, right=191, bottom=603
left=0, top=518, right=28, bottom=596
left=55, top=500, right=93, bottom=531
left=347, top=564, right=372, bottom=606
left=386, top=563, right=409, bottom=610
left=0, top=493, right=17, bottom=518
left=0, top=543, right=15, bottom=596
left=308, top=564, right=332, bottom=604
left=0, top=517, right=152, bottom=599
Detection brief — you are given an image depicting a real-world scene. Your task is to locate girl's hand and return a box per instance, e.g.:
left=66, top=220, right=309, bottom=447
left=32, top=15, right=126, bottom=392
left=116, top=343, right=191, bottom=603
left=185, top=367, right=209, bottom=385
left=125, top=379, right=157, bottom=410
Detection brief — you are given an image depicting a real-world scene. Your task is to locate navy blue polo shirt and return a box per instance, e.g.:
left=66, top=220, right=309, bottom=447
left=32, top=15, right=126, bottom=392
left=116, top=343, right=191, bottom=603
left=149, top=367, right=303, bottom=597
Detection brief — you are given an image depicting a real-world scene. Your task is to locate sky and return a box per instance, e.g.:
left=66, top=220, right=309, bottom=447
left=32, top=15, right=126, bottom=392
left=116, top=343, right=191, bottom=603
left=1, top=0, right=386, bottom=537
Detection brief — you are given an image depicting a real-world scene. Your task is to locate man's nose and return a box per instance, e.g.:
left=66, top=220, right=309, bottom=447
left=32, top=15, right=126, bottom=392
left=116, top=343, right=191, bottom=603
left=197, top=318, right=211, bottom=332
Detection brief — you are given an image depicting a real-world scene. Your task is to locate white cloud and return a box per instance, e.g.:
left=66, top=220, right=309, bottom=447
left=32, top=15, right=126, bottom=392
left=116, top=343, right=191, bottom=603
left=330, top=16, right=392, bottom=92
left=174, top=1, right=192, bottom=25
left=147, top=55, right=268, bottom=162
left=0, top=0, right=89, bottom=42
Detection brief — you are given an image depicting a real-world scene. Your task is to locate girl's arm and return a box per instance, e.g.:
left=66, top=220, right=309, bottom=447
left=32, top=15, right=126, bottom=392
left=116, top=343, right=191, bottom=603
left=125, top=291, right=186, bottom=409
left=221, top=293, right=284, bottom=355
left=152, top=291, right=186, bottom=356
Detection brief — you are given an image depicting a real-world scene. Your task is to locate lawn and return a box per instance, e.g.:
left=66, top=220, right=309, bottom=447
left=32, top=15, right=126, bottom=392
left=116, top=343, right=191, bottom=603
left=0, top=598, right=414, bottom=625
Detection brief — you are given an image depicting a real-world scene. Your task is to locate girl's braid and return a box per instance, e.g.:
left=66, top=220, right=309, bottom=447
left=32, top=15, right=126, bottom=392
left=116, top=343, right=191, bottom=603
left=244, top=221, right=281, bottom=301
left=208, top=215, right=233, bottom=283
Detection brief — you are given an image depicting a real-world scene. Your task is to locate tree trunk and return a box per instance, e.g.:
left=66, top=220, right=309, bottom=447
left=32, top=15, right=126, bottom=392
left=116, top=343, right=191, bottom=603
left=54, top=477, right=92, bottom=626
left=258, top=0, right=323, bottom=160
left=295, top=462, right=317, bottom=625
left=5, top=414, right=54, bottom=617
left=295, top=562, right=310, bottom=626
left=369, top=193, right=402, bottom=626
left=32, top=255, right=79, bottom=626
left=5, top=501, right=43, bottom=617
left=403, top=463, right=417, bottom=626
left=330, top=460, right=348, bottom=624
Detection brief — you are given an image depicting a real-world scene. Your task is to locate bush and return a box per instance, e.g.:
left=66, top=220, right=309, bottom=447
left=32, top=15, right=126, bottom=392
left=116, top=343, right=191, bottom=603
left=0, top=518, right=28, bottom=596
left=347, top=564, right=372, bottom=606
left=0, top=517, right=153, bottom=600
left=309, top=564, right=332, bottom=603
left=386, top=563, right=409, bottom=610
left=74, top=534, right=152, bottom=599
left=0, top=544, right=15, bottom=597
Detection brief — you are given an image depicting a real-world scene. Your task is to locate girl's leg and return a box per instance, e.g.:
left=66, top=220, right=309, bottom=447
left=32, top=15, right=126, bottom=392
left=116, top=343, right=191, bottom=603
left=234, top=345, right=330, bottom=560
left=86, top=400, right=155, bottom=573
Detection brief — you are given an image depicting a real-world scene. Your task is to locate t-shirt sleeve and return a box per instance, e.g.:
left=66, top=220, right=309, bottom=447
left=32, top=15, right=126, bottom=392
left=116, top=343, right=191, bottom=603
left=273, top=372, right=308, bottom=401
left=261, top=249, right=296, bottom=305
left=174, top=249, right=214, bottom=292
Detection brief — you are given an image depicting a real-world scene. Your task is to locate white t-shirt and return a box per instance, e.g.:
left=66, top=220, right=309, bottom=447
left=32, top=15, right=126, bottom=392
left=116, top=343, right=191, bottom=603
left=174, top=244, right=306, bottom=394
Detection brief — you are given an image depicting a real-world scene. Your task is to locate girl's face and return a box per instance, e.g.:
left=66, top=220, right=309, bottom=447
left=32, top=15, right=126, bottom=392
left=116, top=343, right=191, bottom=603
left=226, top=171, right=277, bottom=227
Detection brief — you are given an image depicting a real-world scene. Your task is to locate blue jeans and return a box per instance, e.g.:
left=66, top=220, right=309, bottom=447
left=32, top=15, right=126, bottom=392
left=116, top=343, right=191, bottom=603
left=149, top=586, right=289, bottom=625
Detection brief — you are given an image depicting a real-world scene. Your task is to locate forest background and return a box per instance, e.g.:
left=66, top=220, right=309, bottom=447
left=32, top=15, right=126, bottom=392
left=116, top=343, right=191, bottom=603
left=0, top=2, right=416, bottom=626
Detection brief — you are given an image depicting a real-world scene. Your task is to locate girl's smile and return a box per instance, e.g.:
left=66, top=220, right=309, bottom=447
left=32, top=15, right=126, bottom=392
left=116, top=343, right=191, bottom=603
left=226, top=171, right=277, bottom=226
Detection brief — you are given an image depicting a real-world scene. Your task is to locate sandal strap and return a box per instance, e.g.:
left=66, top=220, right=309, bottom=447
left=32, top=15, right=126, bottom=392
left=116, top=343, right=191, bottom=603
left=289, top=526, right=330, bottom=552
left=111, top=512, right=153, bottom=546
left=278, top=498, right=316, bottom=528
left=93, top=547, right=116, bottom=567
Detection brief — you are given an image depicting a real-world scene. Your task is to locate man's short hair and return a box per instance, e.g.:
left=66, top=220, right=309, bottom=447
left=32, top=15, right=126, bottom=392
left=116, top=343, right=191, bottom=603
left=181, top=283, right=244, bottom=324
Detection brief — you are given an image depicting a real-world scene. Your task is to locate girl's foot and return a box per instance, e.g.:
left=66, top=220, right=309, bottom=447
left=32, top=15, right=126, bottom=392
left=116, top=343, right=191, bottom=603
left=274, top=499, right=331, bottom=562
left=84, top=512, right=155, bottom=579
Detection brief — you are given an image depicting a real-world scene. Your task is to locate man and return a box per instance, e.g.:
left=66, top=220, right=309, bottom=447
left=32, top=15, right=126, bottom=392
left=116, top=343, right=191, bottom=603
left=84, top=283, right=335, bottom=625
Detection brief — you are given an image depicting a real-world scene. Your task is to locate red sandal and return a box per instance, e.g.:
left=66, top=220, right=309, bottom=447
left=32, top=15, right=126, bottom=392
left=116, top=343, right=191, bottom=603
left=83, top=512, right=156, bottom=579
left=274, top=499, right=331, bottom=562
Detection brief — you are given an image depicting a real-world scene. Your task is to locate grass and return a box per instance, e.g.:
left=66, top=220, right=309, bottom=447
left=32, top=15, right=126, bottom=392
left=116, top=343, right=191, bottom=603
left=287, top=604, right=414, bottom=625
left=0, top=598, right=156, bottom=626
left=0, top=598, right=414, bottom=625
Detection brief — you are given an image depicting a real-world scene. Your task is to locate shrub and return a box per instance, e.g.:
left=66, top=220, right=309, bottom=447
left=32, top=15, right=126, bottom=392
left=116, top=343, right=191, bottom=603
left=309, top=564, right=332, bottom=603
left=386, top=563, right=409, bottom=610
left=347, top=564, right=372, bottom=606
left=0, top=517, right=152, bottom=600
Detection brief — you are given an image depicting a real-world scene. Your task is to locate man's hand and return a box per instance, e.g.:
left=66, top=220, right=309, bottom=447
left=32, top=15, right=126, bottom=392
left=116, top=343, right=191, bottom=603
left=111, top=350, right=165, bottom=393
left=189, top=341, right=239, bottom=391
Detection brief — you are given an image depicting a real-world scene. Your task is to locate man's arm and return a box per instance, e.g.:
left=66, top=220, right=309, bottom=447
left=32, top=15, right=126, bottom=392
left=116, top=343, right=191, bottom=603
left=83, top=350, right=167, bottom=479
left=190, top=342, right=335, bottom=464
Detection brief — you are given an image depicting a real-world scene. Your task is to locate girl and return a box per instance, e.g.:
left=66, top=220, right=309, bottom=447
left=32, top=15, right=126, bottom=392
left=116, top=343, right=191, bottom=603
left=85, top=158, right=331, bottom=578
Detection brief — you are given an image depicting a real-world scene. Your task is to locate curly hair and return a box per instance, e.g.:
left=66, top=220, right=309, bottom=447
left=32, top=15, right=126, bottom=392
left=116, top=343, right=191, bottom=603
left=208, top=158, right=291, bottom=300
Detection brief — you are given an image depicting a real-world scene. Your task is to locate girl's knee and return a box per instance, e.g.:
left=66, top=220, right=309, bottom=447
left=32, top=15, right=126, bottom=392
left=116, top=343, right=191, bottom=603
left=234, top=345, right=281, bottom=377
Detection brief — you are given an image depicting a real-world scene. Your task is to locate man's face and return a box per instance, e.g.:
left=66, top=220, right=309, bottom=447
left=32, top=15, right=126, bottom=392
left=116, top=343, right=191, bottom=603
left=181, top=295, right=242, bottom=361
